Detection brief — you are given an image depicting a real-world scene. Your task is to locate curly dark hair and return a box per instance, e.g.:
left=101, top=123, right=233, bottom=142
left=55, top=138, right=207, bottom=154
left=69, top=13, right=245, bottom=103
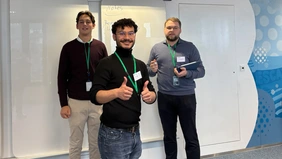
left=76, top=11, right=95, bottom=24
left=111, top=18, right=138, bottom=34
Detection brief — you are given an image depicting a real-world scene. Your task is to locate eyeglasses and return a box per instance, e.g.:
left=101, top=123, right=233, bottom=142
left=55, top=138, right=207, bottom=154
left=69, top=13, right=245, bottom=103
left=117, top=31, right=136, bottom=37
left=166, top=26, right=180, bottom=30
left=78, top=20, right=92, bottom=25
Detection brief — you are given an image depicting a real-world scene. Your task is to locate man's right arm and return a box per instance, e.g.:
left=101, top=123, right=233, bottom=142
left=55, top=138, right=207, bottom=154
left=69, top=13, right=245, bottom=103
left=95, top=89, right=119, bottom=104
left=57, top=45, right=69, bottom=107
left=147, top=47, right=158, bottom=77
left=91, top=77, right=133, bottom=105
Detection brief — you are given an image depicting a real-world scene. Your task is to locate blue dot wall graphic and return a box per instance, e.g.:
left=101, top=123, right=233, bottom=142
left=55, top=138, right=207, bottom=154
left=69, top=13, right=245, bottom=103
left=248, top=0, right=282, bottom=147
left=247, top=89, right=282, bottom=147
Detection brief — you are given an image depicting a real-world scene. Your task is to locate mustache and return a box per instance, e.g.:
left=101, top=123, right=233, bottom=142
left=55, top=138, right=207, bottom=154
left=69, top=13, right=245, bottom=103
left=120, top=39, right=134, bottom=43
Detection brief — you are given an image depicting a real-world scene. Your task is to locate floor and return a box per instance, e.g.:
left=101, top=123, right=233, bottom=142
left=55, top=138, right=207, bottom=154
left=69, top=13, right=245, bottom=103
left=14, top=143, right=282, bottom=159
left=202, top=144, right=282, bottom=159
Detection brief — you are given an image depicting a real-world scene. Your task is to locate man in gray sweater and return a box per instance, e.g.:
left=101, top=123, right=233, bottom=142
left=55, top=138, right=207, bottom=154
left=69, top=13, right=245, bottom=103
left=147, top=17, right=205, bottom=159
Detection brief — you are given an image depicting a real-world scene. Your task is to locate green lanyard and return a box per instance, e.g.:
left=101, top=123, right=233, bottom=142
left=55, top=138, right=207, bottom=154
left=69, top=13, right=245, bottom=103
left=115, top=52, right=138, bottom=94
left=168, top=44, right=176, bottom=67
left=84, top=43, right=91, bottom=80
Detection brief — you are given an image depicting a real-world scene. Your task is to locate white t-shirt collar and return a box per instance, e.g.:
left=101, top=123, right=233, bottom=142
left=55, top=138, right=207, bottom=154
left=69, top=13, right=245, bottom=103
left=77, top=36, right=93, bottom=43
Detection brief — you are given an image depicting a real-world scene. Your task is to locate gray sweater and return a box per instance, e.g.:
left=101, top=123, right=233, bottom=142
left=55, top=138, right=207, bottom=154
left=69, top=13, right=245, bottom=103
left=147, top=38, right=205, bottom=95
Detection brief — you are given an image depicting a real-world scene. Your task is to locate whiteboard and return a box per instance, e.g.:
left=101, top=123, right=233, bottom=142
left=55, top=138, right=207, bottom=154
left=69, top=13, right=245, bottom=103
left=101, top=0, right=166, bottom=142
left=11, top=0, right=90, bottom=157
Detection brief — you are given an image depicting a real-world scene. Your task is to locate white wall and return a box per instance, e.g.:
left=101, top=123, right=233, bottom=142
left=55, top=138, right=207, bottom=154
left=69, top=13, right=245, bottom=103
left=0, top=0, right=257, bottom=158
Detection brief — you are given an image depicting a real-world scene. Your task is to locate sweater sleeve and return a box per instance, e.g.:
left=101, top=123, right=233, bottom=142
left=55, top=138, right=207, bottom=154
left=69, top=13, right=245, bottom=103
left=141, top=62, right=155, bottom=92
left=102, top=43, right=108, bottom=58
left=90, top=57, right=111, bottom=105
left=185, top=43, right=205, bottom=79
left=57, top=44, right=69, bottom=107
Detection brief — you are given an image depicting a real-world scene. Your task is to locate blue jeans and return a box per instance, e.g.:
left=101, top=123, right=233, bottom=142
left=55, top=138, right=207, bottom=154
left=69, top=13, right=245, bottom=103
left=98, top=123, right=142, bottom=159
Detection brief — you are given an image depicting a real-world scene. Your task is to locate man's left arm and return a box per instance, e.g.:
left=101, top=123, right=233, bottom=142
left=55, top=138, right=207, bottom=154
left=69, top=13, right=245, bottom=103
left=175, top=44, right=205, bottom=79
left=141, top=62, right=156, bottom=104
left=102, top=43, right=108, bottom=57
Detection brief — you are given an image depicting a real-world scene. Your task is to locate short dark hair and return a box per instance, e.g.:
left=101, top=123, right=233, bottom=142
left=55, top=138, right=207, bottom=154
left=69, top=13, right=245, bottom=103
left=111, top=18, right=138, bottom=34
left=76, top=11, right=95, bottom=24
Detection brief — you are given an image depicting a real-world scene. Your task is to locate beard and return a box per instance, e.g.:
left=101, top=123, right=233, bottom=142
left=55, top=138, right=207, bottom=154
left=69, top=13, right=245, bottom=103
left=166, top=34, right=179, bottom=42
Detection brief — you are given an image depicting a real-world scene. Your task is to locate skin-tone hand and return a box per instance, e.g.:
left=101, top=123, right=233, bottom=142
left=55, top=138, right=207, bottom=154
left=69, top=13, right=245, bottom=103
left=95, top=77, right=134, bottom=103
left=150, top=59, right=158, bottom=73
left=141, top=80, right=156, bottom=104
left=117, top=77, right=133, bottom=100
left=173, top=67, right=188, bottom=78
left=60, top=106, right=71, bottom=119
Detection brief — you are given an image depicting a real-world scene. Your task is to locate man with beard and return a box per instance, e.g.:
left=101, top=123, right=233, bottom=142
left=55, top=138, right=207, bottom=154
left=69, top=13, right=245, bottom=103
left=90, top=18, right=156, bottom=159
left=147, top=17, right=205, bottom=159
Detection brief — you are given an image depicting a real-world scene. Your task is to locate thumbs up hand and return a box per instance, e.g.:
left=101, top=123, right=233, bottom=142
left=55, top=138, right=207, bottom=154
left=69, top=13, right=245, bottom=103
left=141, top=80, right=155, bottom=103
left=118, top=77, right=133, bottom=100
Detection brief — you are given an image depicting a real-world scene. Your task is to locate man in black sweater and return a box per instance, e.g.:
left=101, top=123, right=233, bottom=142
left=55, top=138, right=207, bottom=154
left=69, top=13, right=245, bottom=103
left=90, top=18, right=156, bottom=159
left=57, top=11, right=108, bottom=159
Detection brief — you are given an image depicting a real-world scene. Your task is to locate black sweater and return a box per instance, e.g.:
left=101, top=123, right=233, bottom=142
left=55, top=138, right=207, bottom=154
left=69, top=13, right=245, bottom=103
left=90, top=47, right=155, bottom=129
